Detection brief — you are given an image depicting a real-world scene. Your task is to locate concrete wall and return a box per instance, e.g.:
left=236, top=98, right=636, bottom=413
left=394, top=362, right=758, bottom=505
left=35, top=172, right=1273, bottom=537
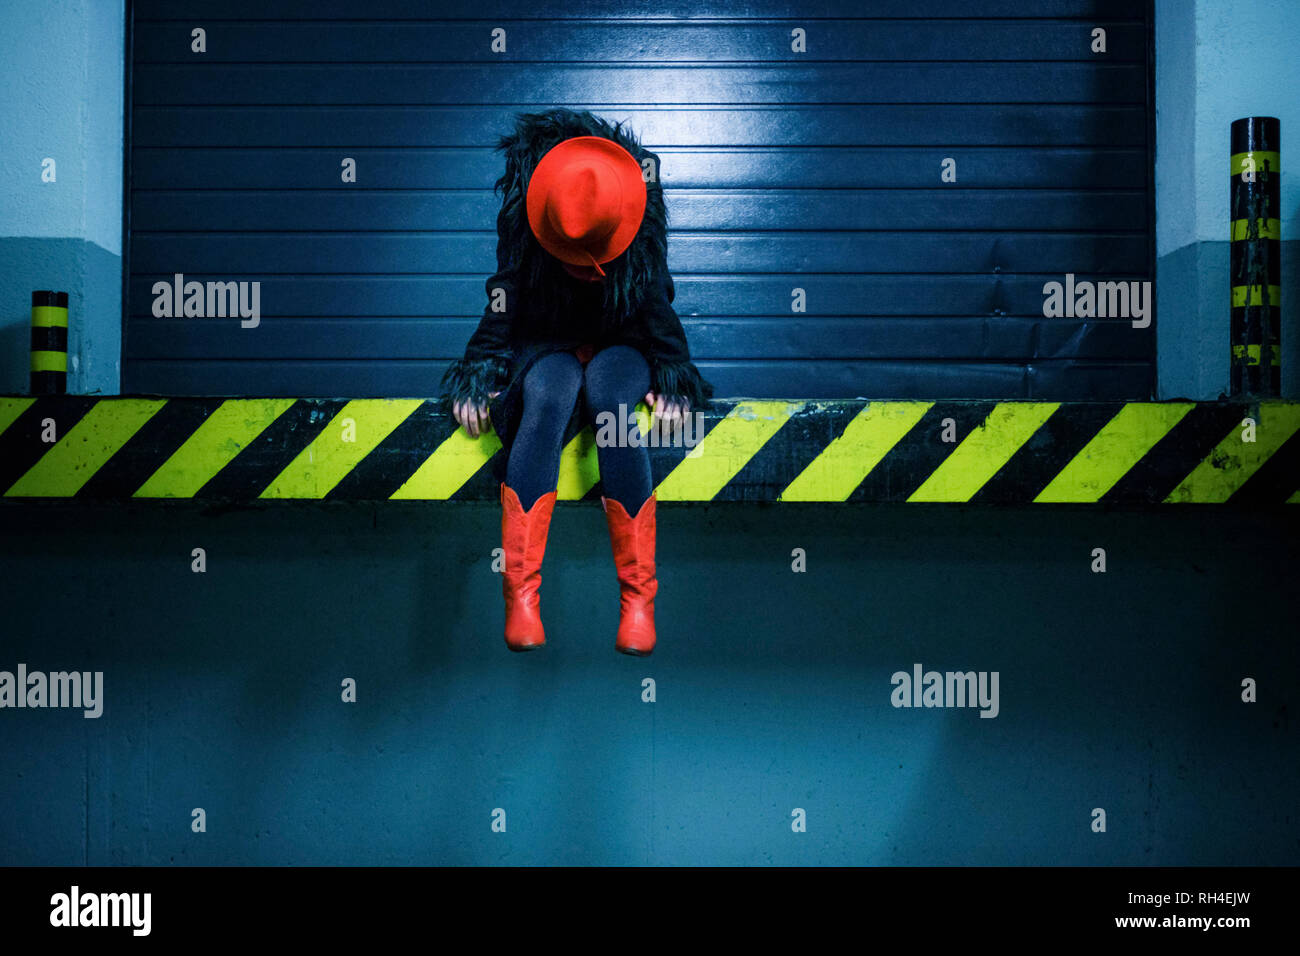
left=1156, top=0, right=1300, bottom=399
left=0, top=0, right=125, bottom=396
left=0, top=501, right=1295, bottom=865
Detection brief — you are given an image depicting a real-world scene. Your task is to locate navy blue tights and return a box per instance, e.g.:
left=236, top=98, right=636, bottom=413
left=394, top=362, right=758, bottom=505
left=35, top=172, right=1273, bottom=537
left=507, top=345, right=653, bottom=513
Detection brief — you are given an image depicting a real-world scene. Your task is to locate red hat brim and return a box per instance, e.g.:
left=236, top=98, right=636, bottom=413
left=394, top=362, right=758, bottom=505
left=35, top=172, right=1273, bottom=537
left=526, top=136, right=648, bottom=268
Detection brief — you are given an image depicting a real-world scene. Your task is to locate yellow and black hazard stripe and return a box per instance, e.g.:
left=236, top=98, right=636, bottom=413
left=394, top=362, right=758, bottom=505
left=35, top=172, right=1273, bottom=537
left=1229, top=116, right=1281, bottom=396
left=30, top=291, right=69, bottom=395
left=1, top=397, right=1299, bottom=504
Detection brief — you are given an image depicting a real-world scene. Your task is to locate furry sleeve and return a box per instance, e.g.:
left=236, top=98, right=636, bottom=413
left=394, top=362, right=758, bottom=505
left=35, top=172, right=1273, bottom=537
left=439, top=267, right=515, bottom=409
left=640, top=274, right=715, bottom=411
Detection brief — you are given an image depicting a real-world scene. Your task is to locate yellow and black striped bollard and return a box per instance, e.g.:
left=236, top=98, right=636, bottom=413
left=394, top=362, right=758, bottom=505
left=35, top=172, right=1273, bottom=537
left=1229, top=117, right=1281, bottom=396
left=30, top=290, right=69, bottom=395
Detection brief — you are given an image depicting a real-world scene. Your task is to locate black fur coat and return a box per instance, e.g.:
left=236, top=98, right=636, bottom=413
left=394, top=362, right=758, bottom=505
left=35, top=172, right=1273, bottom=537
left=439, top=108, right=714, bottom=471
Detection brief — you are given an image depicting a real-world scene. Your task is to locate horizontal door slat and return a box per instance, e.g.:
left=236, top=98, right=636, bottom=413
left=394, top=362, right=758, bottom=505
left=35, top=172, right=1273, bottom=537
left=131, top=147, right=1148, bottom=189
left=133, top=105, right=1148, bottom=148
left=134, top=21, right=1147, bottom=63
left=124, top=316, right=1151, bottom=362
left=131, top=188, right=1147, bottom=231
left=132, top=63, right=1148, bottom=106
left=130, top=233, right=1150, bottom=274
left=129, top=275, right=1136, bottom=318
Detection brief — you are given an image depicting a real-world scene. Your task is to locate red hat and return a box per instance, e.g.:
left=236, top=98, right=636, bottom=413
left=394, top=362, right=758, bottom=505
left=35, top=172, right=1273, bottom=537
left=526, top=136, right=647, bottom=278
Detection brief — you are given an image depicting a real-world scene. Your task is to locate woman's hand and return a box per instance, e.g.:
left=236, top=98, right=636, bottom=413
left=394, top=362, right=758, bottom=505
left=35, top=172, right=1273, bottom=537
left=645, top=391, right=688, bottom=425
left=454, top=391, right=500, bottom=438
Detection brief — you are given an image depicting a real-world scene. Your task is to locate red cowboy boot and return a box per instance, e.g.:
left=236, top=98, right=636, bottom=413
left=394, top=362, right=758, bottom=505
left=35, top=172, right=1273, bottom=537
left=601, top=493, right=658, bottom=656
left=500, top=482, right=557, bottom=651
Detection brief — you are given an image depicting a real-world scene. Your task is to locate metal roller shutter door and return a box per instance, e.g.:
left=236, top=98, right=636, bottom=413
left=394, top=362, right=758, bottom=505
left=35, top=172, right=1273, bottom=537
left=125, top=0, right=1155, bottom=400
